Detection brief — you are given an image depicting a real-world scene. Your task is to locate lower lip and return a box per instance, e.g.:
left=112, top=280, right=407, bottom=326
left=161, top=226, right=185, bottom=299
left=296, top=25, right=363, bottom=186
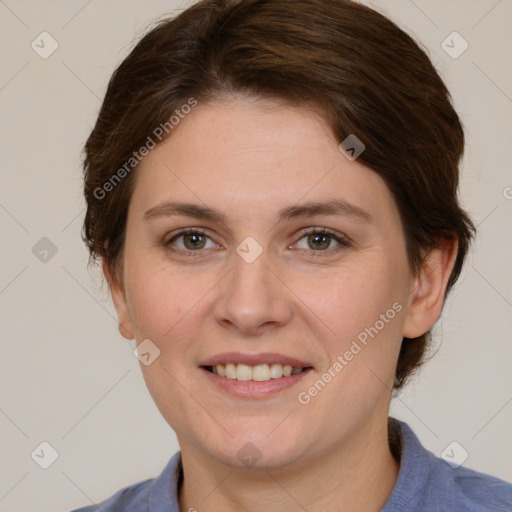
left=200, top=367, right=312, bottom=399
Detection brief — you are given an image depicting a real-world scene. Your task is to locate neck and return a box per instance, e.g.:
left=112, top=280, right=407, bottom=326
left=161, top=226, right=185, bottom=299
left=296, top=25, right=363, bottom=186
left=177, top=416, right=400, bottom=512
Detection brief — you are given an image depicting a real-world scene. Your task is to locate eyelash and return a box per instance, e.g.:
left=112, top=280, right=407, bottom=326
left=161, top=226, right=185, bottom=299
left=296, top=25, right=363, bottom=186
left=164, top=227, right=351, bottom=258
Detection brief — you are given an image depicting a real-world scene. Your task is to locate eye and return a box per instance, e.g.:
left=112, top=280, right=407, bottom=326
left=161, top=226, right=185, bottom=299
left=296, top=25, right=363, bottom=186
left=165, top=228, right=220, bottom=255
left=164, top=227, right=351, bottom=257
left=292, top=227, right=351, bottom=256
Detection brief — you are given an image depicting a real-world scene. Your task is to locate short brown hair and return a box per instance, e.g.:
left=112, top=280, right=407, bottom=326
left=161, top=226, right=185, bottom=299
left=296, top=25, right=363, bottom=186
left=82, top=0, right=475, bottom=389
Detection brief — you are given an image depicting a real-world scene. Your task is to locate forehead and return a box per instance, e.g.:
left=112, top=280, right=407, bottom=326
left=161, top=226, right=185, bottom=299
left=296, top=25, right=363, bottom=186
left=129, top=99, right=399, bottom=229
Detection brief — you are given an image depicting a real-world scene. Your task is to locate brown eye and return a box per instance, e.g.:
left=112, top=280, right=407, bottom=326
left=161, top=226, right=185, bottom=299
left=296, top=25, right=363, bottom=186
left=293, top=228, right=350, bottom=255
left=181, top=232, right=207, bottom=250
left=165, top=228, right=219, bottom=254
left=306, top=232, right=331, bottom=250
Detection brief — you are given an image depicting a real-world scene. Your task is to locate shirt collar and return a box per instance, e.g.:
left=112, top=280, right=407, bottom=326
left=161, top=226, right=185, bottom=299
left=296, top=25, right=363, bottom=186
left=147, top=418, right=427, bottom=511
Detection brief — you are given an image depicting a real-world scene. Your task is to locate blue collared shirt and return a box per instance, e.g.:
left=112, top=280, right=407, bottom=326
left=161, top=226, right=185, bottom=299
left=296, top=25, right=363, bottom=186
left=71, top=420, right=512, bottom=511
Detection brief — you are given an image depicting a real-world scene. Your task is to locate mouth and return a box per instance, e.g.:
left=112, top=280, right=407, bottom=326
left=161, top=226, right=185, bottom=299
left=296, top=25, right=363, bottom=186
left=202, top=363, right=310, bottom=381
left=198, top=353, right=313, bottom=399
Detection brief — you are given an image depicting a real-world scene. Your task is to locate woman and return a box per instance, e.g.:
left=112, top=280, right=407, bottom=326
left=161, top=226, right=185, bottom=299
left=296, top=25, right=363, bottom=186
left=74, top=0, right=512, bottom=510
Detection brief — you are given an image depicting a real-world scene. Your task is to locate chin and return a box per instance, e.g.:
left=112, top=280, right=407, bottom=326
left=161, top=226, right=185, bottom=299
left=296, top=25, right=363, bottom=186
left=200, top=427, right=310, bottom=471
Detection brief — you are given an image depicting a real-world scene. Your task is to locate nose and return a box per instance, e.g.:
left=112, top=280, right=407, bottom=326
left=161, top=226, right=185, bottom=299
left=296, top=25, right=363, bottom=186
left=213, top=245, right=293, bottom=336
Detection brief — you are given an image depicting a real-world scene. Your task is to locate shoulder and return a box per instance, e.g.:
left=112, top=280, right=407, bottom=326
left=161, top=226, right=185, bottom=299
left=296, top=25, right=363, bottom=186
left=69, top=452, right=182, bottom=512
left=70, top=479, right=152, bottom=512
left=424, top=458, right=512, bottom=511
left=445, top=464, right=512, bottom=510
left=384, top=419, right=512, bottom=512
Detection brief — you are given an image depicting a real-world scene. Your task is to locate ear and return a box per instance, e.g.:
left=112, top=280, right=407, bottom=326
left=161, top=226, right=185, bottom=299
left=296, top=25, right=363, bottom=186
left=102, top=257, right=135, bottom=340
left=402, top=238, right=458, bottom=339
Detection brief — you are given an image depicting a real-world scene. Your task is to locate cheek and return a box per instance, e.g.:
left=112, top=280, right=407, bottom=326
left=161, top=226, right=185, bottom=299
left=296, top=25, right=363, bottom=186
left=294, top=260, right=405, bottom=431
left=124, top=262, right=222, bottom=378
left=293, top=252, right=407, bottom=402
left=299, top=258, right=402, bottom=344
left=124, top=255, right=199, bottom=338
left=124, top=267, right=212, bottom=431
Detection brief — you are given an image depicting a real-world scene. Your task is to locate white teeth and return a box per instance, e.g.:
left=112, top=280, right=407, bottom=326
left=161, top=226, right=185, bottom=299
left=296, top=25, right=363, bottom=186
left=282, top=365, right=292, bottom=376
left=225, top=363, right=237, bottom=379
left=211, top=363, right=305, bottom=381
left=270, top=363, right=284, bottom=379
left=236, top=364, right=253, bottom=381
left=253, top=364, right=270, bottom=381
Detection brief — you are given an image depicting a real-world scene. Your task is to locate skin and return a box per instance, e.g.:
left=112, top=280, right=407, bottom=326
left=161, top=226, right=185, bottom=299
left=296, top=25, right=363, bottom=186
left=104, top=96, right=457, bottom=512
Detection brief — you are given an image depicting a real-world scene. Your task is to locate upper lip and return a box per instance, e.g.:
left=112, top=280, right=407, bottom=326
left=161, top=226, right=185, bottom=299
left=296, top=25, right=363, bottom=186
left=199, top=352, right=312, bottom=368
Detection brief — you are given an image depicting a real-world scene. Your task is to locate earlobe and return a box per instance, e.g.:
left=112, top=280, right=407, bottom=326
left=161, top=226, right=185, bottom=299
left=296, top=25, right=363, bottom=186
left=102, top=257, right=135, bottom=340
left=402, top=238, right=458, bottom=339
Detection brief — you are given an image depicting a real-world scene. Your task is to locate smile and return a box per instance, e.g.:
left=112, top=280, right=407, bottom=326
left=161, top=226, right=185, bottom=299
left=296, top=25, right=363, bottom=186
left=204, top=363, right=307, bottom=381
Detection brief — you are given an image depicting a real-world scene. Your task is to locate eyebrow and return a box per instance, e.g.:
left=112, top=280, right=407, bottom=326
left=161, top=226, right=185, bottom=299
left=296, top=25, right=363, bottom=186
left=143, top=198, right=373, bottom=224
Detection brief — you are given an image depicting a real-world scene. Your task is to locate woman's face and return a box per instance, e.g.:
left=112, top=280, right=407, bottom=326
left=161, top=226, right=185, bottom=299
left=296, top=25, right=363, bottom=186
left=108, top=98, right=423, bottom=469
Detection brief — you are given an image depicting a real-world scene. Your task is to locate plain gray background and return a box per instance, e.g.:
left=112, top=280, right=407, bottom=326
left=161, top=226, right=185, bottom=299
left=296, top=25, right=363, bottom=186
left=1, top=1, right=511, bottom=510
